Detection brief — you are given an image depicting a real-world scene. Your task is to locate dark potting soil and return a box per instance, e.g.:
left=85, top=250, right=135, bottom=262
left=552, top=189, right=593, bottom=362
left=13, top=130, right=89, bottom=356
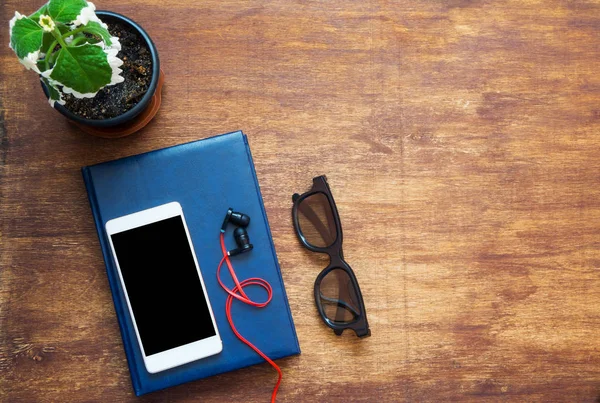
left=62, top=16, right=152, bottom=120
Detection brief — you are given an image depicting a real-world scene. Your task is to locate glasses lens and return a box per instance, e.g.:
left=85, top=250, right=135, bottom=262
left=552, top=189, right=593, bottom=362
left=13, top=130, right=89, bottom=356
left=297, top=192, right=337, bottom=248
left=319, top=268, right=360, bottom=324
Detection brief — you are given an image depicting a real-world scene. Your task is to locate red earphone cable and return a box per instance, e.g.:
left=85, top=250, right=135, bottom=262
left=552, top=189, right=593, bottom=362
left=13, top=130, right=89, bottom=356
left=217, top=232, right=282, bottom=403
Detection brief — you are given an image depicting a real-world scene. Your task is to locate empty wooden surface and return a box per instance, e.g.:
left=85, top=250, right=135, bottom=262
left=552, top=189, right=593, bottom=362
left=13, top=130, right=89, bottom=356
left=1, top=1, right=600, bottom=401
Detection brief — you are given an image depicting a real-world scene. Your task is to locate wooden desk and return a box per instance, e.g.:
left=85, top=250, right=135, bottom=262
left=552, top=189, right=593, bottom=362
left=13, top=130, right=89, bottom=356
left=1, top=1, right=599, bottom=401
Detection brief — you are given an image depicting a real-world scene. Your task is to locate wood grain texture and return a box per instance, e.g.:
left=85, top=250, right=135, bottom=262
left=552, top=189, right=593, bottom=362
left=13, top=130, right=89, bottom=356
left=1, top=0, right=600, bottom=401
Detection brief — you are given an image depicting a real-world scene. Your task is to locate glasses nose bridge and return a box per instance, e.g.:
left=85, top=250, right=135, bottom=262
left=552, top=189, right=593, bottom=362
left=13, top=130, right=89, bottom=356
left=327, top=246, right=344, bottom=263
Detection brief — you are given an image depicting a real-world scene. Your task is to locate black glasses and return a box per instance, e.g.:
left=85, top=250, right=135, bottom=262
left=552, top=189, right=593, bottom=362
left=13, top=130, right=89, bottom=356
left=292, top=176, right=371, bottom=338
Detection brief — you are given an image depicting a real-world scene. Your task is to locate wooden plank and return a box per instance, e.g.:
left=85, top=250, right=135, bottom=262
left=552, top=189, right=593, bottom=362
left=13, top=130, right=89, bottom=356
left=1, top=0, right=600, bottom=401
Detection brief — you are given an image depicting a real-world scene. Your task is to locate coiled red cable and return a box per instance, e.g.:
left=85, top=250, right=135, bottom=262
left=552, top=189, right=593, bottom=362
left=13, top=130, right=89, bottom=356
left=216, top=232, right=282, bottom=403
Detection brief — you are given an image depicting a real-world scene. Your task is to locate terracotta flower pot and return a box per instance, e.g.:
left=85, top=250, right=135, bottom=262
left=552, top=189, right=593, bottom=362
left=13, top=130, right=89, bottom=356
left=41, top=10, right=163, bottom=138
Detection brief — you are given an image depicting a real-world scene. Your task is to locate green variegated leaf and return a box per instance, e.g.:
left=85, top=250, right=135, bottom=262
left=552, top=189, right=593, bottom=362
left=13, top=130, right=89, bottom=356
left=41, top=76, right=63, bottom=106
left=47, top=43, right=111, bottom=95
left=10, top=15, right=44, bottom=59
left=84, top=21, right=112, bottom=46
left=48, top=0, right=88, bottom=24
left=29, top=4, right=48, bottom=20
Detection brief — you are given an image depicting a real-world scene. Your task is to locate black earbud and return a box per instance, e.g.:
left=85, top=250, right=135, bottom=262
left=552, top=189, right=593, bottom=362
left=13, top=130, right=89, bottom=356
left=229, top=227, right=253, bottom=256
left=221, top=208, right=251, bottom=231
left=221, top=208, right=253, bottom=256
left=230, top=211, right=251, bottom=227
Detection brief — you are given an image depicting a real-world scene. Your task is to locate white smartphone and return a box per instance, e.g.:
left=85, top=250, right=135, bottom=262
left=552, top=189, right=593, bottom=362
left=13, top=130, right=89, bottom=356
left=105, top=202, right=222, bottom=374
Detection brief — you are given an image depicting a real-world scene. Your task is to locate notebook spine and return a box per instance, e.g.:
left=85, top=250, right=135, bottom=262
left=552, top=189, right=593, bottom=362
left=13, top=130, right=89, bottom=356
left=81, top=167, right=142, bottom=395
left=241, top=135, right=301, bottom=355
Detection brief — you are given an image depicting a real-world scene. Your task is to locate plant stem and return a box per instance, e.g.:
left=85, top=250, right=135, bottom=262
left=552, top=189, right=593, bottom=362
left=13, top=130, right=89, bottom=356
left=44, top=27, right=69, bottom=71
left=63, top=26, right=85, bottom=39
left=52, top=27, right=68, bottom=49
left=44, top=39, right=58, bottom=70
left=70, top=37, right=88, bottom=46
left=48, top=49, right=60, bottom=66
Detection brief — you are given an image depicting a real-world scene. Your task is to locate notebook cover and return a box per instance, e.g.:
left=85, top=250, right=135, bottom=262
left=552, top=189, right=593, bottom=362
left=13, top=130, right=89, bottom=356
left=81, top=131, right=300, bottom=396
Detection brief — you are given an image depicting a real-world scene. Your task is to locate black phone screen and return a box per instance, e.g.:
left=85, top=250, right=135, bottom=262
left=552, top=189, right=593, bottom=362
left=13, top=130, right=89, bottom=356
left=110, top=216, right=216, bottom=356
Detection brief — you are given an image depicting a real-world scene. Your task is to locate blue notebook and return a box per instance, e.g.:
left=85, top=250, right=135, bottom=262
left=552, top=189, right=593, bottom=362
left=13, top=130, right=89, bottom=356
left=82, top=131, right=300, bottom=396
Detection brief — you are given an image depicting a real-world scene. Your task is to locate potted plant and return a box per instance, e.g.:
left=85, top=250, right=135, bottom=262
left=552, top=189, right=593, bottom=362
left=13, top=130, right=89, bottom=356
left=8, top=0, right=163, bottom=138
